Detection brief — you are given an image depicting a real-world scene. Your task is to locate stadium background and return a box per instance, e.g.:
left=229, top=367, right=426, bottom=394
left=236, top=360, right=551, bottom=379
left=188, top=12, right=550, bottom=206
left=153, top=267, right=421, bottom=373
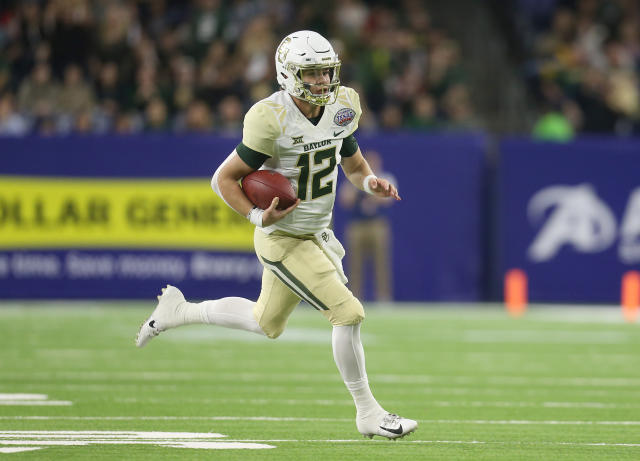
left=1, top=1, right=640, bottom=460
left=1, top=0, right=638, bottom=303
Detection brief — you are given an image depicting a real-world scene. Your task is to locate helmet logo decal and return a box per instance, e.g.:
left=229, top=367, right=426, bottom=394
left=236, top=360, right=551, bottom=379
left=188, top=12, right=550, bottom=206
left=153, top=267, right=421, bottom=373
left=334, top=108, right=356, bottom=127
left=277, top=37, right=291, bottom=64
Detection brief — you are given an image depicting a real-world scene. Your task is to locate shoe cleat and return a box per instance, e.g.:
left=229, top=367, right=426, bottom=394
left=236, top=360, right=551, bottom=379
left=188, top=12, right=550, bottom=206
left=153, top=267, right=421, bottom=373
left=135, top=285, right=186, bottom=348
left=357, top=412, right=418, bottom=440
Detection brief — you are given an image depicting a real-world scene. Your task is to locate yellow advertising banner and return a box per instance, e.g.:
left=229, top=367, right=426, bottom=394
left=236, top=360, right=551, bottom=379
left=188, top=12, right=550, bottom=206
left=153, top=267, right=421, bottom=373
left=0, top=176, right=255, bottom=250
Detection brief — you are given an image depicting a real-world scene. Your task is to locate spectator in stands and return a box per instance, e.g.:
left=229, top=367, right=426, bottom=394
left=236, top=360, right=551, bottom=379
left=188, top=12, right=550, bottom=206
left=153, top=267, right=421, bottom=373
left=0, top=93, right=29, bottom=136
left=441, top=84, right=479, bottom=131
left=73, top=109, right=94, bottom=134
left=132, top=63, right=163, bottom=112
left=217, top=94, right=243, bottom=135
left=0, top=0, right=476, bottom=136
left=17, top=61, right=58, bottom=119
left=0, top=63, right=10, bottom=96
left=524, top=0, right=640, bottom=136
left=57, top=64, right=95, bottom=117
left=48, top=0, right=94, bottom=77
left=183, top=99, right=213, bottom=132
left=169, top=55, right=197, bottom=114
left=95, top=62, right=126, bottom=112
left=406, top=93, right=439, bottom=130
left=145, top=97, right=169, bottom=132
left=379, top=104, right=404, bottom=130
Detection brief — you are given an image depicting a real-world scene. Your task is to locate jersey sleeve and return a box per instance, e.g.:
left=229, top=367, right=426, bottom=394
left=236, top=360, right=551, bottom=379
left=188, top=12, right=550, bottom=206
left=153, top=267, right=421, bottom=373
left=236, top=142, right=270, bottom=169
left=339, top=134, right=359, bottom=157
left=242, top=102, right=279, bottom=156
left=341, top=86, right=363, bottom=136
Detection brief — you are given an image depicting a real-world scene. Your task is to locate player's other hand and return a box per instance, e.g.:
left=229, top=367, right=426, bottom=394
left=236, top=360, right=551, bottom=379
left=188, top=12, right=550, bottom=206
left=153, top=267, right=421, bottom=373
left=368, top=177, right=401, bottom=201
left=262, top=197, right=300, bottom=227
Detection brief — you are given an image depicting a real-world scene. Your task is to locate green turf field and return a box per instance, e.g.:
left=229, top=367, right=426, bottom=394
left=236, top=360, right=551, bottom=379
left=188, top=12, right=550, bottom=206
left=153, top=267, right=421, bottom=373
left=1, top=302, right=639, bottom=460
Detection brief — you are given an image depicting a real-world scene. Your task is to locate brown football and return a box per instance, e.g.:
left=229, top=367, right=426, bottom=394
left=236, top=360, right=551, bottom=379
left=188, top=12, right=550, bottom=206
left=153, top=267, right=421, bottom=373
left=241, top=170, right=297, bottom=210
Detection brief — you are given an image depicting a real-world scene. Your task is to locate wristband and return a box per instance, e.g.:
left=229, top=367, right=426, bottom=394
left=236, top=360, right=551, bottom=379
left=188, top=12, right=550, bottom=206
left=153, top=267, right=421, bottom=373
left=246, top=206, right=264, bottom=227
left=363, top=174, right=377, bottom=195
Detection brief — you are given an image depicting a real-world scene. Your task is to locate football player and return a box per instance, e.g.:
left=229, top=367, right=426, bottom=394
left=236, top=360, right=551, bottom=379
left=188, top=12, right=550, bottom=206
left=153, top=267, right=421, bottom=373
left=136, top=30, right=417, bottom=440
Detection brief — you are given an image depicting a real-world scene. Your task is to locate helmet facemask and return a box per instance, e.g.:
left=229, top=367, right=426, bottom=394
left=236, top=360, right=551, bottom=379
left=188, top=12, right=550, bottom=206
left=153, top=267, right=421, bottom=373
left=290, top=62, right=341, bottom=106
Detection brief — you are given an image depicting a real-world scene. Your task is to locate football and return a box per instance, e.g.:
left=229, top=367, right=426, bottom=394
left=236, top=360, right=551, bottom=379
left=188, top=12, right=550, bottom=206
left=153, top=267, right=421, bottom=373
left=241, top=170, right=297, bottom=210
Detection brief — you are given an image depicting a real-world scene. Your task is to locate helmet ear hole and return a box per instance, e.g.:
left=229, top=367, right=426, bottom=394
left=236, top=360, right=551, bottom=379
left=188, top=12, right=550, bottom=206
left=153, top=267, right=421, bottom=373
left=280, top=72, right=288, bottom=80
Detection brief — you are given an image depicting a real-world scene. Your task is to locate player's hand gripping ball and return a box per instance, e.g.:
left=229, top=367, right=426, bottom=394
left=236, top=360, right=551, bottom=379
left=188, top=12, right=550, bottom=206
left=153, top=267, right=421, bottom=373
left=241, top=170, right=297, bottom=210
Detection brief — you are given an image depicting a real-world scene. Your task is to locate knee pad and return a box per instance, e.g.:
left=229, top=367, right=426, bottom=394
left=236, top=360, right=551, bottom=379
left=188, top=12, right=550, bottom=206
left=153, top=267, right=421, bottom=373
left=255, top=308, right=288, bottom=339
left=260, top=321, right=286, bottom=339
left=325, top=296, right=365, bottom=326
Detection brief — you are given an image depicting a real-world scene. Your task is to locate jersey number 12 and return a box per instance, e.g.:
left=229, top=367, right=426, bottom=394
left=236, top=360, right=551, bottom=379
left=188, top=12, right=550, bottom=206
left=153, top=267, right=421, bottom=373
left=296, top=147, right=336, bottom=201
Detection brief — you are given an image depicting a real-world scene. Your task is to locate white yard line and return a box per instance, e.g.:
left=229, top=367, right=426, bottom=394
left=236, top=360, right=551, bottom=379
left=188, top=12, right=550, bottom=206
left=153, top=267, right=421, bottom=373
left=0, top=394, right=47, bottom=400
left=3, top=438, right=636, bottom=449
left=0, top=440, right=274, bottom=450
left=1, top=416, right=639, bottom=425
left=0, top=447, right=43, bottom=453
left=430, top=400, right=635, bottom=409
left=3, top=371, right=640, bottom=387
left=0, top=416, right=351, bottom=422
left=226, top=439, right=640, bottom=447
left=0, top=401, right=72, bottom=406
left=461, top=330, right=630, bottom=344
left=0, top=431, right=226, bottom=439
left=114, top=397, right=355, bottom=406
left=111, top=397, right=638, bottom=410
left=0, top=431, right=274, bottom=450
left=0, top=394, right=72, bottom=406
left=424, top=420, right=640, bottom=425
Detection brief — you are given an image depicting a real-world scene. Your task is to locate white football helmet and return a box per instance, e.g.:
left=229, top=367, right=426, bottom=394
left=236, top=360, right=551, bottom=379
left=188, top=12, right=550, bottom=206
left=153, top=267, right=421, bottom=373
left=275, top=30, right=341, bottom=106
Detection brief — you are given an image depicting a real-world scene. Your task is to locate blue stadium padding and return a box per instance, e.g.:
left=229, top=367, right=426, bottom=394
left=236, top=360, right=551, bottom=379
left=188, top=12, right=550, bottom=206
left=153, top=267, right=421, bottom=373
left=498, top=136, right=640, bottom=303
left=0, top=134, right=485, bottom=301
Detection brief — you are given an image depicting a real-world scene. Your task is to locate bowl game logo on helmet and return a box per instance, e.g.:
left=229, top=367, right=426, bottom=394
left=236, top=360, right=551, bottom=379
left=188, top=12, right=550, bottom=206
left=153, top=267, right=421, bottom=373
left=334, top=107, right=356, bottom=127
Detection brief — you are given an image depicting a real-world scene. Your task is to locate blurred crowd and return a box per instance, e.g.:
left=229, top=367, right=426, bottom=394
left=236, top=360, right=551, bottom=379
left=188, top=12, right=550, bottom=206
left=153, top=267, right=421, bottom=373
left=519, top=0, right=640, bottom=138
left=0, top=0, right=474, bottom=136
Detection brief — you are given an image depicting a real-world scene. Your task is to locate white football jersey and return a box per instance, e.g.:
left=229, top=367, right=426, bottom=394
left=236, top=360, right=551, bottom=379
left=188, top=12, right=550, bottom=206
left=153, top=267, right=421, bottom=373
left=241, top=86, right=362, bottom=235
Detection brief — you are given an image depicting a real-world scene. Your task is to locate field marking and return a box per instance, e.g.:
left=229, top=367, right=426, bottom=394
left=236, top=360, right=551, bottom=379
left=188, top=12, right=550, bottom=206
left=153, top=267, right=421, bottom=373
left=1, top=436, right=638, bottom=450
left=0, top=394, right=72, bottom=406
left=0, top=431, right=226, bottom=439
left=430, top=400, right=635, bottom=409
left=4, top=371, right=640, bottom=388
left=112, top=396, right=638, bottom=410
left=0, top=401, right=72, bottom=406
left=2, top=416, right=640, bottom=426
left=0, top=447, right=43, bottom=453
left=115, top=397, right=355, bottom=406
left=0, top=431, right=274, bottom=451
left=8, top=383, right=640, bottom=401
left=461, top=330, right=630, bottom=344
left=0, top=416, right=352, bottom=422
left=0, top=440, right=274, bottom=450
left=228, top=439, right=640, bottom=448
left=0, top=394, right=47, bottom=400
left=166, top=326, right=337, bottom=344
left=424, top=420, right=640, bottom=426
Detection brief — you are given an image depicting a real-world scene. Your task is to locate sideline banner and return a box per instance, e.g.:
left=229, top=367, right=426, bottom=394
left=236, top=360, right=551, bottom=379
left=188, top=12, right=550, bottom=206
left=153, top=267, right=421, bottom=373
left=498, top=137, right=640, bottom=302
left=0, top=134, right=485, bottom=300
left=0, top=176, right=253, bottom=250
left=0, top=249, right=263, bottom=299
